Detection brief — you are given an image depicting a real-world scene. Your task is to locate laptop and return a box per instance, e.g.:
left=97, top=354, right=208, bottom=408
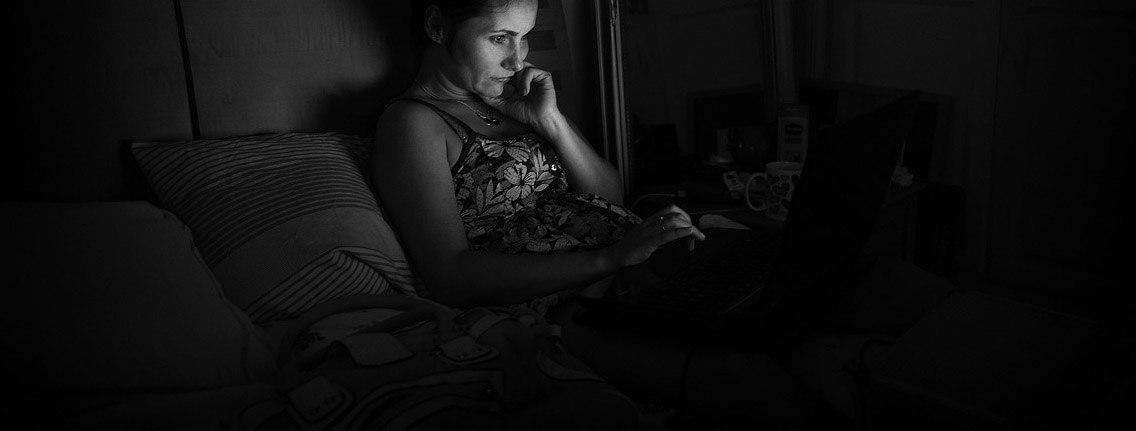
left=576, top=91, right=923, bottom=330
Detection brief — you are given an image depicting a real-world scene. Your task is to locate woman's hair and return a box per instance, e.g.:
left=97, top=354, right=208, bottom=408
left=411, top=0, right=517, bottom=49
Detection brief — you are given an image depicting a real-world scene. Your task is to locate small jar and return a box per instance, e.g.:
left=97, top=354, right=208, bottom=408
left=777, top=104, right=809, bottom=163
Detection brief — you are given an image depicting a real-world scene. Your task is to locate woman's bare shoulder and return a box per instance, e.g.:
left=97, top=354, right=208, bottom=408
left=376, top=98, right=449, bottom=142
left=380, top=98, right=440, bottom=126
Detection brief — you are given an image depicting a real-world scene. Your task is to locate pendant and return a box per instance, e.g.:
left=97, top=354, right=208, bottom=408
left=475, top=111, right=500, bottom=126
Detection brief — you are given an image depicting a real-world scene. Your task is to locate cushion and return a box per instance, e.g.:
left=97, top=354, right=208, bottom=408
left=132, top=132, right=420, bottom=324
left=1, top=201, right=277, bottom=391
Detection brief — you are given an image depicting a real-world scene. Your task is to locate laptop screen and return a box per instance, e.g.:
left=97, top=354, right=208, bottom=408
left=771, top=90, right=922, bottom=303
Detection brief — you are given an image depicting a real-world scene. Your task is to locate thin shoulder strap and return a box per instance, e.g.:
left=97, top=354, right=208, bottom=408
left=388, top=97, right=472, bottom=143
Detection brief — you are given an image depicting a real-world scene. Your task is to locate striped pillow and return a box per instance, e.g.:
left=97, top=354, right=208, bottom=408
left=133, top=132, right=422, bottom=324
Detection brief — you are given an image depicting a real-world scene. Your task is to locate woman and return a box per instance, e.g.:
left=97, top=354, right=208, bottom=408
left=372, top=1, right=955, bottom=427
left=372, top=0, right=704, bottom=313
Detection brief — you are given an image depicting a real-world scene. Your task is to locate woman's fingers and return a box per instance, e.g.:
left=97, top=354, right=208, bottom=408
left=654, top=220, right=704, bottom=247
left=614, top=206, right=709, bottom=266
left=619, top=204, right=706, bottom=264
left=657, top=214, right=692, bottom=233
left=686, top=226, right=704, bottom=243
left=649, top=204, right=693, bottom=224
left=649, top=205, right=705, bottom=241
left=512, top=64, right=548, bottom=97
left=512, top=70, right=531, bottom=97
left=513, top=64, right=556, bottom=98
left=661, top=225, right=697, bottom=243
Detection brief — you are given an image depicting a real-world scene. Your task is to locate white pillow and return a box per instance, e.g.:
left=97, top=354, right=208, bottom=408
left=132, top=132, right=423, bottom=324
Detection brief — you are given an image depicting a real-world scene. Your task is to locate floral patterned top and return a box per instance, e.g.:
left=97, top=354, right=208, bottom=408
left=398, top=98, right=641, bottom=313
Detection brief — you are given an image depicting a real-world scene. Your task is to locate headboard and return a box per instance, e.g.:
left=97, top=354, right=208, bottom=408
left=8, top=0, right=419, bottom=202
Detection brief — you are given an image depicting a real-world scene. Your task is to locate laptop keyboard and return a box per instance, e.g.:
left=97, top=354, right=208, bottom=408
left=634, top=229, right=782, bottom=313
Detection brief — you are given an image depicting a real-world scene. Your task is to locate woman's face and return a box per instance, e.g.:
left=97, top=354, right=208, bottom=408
left=443, top=0, right=536, bottom=98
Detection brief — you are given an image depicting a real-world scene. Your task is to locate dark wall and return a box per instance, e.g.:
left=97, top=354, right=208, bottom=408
left=6, top=0, right=418, bottom=202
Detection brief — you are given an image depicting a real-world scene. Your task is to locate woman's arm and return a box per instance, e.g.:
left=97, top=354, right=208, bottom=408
left=372, top=102, right=635, bottom=308
left=532, top=112, right=624, bottom=205
left=484, top=64, right=624, bottom=204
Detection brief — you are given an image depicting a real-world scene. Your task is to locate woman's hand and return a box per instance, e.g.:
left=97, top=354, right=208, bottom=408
left=606, top=205, right=708, bottom=268
left=482, top=62, right=559, bottom=127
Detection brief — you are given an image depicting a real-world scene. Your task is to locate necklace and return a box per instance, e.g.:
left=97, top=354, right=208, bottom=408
left=419, top=85, right=500, bottom=126
left=450, top=99, right=501, bottom=126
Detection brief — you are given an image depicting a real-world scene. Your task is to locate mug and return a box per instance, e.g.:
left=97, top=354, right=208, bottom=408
left=744, top=161, right=803, bottom=221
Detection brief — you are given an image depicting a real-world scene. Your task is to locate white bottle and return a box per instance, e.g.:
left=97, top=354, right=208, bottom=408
left=777, top=104, right=809, bottom=163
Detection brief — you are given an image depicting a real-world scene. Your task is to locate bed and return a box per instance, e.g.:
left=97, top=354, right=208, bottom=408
left=2, top=1, right=635, bottom=429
